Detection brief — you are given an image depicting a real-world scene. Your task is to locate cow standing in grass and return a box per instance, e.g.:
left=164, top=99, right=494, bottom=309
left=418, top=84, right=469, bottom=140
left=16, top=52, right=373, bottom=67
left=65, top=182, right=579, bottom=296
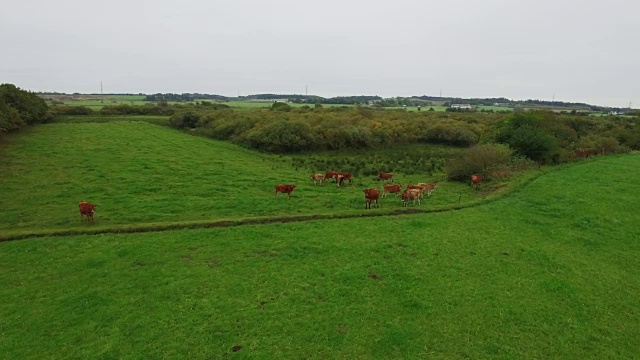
left=364, top=189, right=380, bottom=209
left=79, top=201, right=97, bottom=223
left=275, top=184, right=297, bottom=199
left=378, top=172, right=394, bottom=183
left=401, top=189, right=422, bottom=207
left=382, top=184, right=402, bottom=198
left=471, top=175, right=482, bottom=190
left=310, top=173, right=325, bottom=185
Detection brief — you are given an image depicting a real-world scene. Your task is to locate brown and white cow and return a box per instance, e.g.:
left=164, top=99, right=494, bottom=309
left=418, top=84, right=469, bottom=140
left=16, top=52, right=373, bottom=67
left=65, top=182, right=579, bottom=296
left=337, top=173, right=353, bottom=186
left=378, top=172, right=394, bottom=183
left=407, top=185, right=426, bottom=199
left=416, top=182, right=438, bottom=197
left=275, top=184, right=297, bottom=198
left=401, top=189, right=422, bottom=207
left=325, top=171, right=339, bottom=183
left=471, top=175, right=482, bottom=190
left=382, top=184, right=402, bottom=198
left=310, top=173, right=325, bottom=185
left=79, top=201, right=97, bottom=223
left=363, top=188, right=380, bottom=209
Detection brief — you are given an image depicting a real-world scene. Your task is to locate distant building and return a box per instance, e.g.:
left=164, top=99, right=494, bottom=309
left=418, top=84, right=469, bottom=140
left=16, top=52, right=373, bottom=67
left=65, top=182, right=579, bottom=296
left=450, top=104, right=474, bottom=109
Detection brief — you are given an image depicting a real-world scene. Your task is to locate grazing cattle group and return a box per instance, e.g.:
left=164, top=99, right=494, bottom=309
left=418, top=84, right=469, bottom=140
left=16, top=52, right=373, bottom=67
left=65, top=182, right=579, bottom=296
left=77, top=167, right=482, bottom=225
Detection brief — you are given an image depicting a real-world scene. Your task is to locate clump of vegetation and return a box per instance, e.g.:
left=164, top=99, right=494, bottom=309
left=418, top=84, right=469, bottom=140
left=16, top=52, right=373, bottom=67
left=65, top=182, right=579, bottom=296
left=0, top=83, right=51, bottom=133
left=446, top=143, right=534, bottom=181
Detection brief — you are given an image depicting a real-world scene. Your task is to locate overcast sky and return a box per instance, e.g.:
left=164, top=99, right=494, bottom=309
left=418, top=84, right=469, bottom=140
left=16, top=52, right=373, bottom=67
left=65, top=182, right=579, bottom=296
left=1, top=0, right=638, bottom=107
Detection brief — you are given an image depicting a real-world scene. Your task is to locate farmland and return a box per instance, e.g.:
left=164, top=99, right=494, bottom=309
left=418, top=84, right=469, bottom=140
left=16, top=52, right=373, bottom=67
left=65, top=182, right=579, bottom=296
left=1, top=119, right=639, bottom=358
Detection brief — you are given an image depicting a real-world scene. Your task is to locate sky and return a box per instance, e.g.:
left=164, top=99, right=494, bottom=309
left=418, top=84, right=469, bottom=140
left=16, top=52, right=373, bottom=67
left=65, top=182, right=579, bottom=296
left=1, top=0, right=638, bottom=107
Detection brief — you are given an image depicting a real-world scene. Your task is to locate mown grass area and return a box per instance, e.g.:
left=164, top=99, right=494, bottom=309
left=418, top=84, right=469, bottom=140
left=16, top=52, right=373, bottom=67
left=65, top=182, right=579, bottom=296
left=0, top=155, right=638, bottom=359
left=0, top=121, right=492, bottom=238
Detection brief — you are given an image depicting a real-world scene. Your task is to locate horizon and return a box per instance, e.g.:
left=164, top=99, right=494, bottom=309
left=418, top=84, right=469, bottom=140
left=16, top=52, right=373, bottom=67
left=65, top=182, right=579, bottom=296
left=28, top=87, right=633, bottom=108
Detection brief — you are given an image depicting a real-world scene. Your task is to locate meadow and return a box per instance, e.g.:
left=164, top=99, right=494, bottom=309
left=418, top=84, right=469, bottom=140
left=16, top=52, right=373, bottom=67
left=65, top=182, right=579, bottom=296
left=1, top=119, right=639, bottom=359
left=0, top=121, right=497, bottom=240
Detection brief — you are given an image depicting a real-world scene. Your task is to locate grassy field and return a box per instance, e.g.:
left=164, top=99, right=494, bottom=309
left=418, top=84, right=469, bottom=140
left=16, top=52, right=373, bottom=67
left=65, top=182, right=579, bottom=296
left=0, top=149, right=638, bottom=358
left=0, top=121, right=495, bottom=239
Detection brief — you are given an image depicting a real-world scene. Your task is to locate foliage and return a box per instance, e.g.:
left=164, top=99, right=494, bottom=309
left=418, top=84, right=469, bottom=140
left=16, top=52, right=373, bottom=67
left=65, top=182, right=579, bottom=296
left=496, top=112, right=561, bottom=163
left=0, top=83, right=51, bottom=133
left=50, top=105, right=94, bottom=116
left=446, top=143, right=523, bottom=181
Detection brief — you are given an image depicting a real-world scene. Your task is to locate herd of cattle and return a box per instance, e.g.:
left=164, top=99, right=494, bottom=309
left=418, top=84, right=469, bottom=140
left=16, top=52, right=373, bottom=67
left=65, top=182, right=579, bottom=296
left=276, top=172, right=484, bottom=210
left=78, top=173, right=483, bottom=223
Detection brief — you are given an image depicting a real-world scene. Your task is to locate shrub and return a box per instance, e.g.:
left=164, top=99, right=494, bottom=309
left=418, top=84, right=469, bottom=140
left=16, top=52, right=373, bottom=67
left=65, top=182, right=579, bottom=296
left=420, top=124, right=479, bottom=146
left=446, top=143, right=514, bottom=181
left=169, top=112, right=200, bottom=129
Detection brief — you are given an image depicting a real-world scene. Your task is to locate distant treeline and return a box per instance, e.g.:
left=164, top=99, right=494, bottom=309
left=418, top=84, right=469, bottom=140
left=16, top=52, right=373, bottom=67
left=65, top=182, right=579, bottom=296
left=0, top=84, right=51, bottom=133
left=166, top=104, right=640, bottom=165
left=143, top=93, right=383, bottom=105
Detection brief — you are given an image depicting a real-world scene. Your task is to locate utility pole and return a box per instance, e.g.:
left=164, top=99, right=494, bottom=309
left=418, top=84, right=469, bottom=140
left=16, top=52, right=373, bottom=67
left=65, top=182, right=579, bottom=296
left=306, top=84, right=308, bottom=96
left=100, top=81, right=103, bottom=95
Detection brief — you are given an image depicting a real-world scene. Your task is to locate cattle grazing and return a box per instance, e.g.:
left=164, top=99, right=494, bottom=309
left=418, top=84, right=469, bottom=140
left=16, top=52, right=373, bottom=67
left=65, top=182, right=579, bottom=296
left=401, top=189, right=422, bottom=207
left=275, top=184, right=297, bottom=199
left=364, top=188, right=380, bottom=209
left=378, top=172, right=394, bottom=182
left=382, top=184, right=402, bottom=198
left=79, top=201, right=97, bottom=223
left=310, top=173, right=325, bottom=185
left=337, top=173, right=353, bottom=186
left=471, top=174, right=483, bottom=190
left=325, top=171, right=339, bottom=183
left=416, top=182, right=438, bottom=197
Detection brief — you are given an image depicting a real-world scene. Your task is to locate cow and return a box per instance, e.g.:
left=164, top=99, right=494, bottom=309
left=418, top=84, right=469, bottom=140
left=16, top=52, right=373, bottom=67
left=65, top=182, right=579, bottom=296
left=275, top=184, right=297, bottom=199
left=471, top=174, right=482, bottom=190
left=407, top=185, right=426, bottom=199
left=416, top=182, right=438, bottom=197
left=310, top=173, right=325, bottom=185
left=79, top=201, right=97, bottom=223
left=337, top=173, right=353, bottom=186
left=378, top=172, right=394, bottom=183
left=325, top=171, right=339, bottom=183
left=401, top=189, right=422, bottom=207
left=363, top=188, right=380, bottom=209
left=382, top=184, right=402, bottom=198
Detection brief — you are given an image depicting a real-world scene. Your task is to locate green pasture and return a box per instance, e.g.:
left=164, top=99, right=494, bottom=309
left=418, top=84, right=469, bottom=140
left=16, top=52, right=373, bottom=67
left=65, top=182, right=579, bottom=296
left=0, top=121, right=491, bottom=239
left=1, top=151, right=639, bottom=358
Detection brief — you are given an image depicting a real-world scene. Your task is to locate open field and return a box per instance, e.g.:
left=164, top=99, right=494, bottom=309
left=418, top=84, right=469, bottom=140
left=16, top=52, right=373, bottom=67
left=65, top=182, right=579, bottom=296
left=1, top=145, right=639, bottom=358
left=0, top=121, right=498, bottom=240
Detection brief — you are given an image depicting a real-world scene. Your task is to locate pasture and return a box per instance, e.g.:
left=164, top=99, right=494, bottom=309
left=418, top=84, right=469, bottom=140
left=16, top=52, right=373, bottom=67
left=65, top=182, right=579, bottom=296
left=0, top=121, right=492, bottom=240
left=1, top=119, right=639, bottom=358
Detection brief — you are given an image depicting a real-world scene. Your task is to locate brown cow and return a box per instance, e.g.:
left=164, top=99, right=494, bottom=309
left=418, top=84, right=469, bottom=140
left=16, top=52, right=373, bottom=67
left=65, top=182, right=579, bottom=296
left=401, top=189, right=422, bottom=207
left=310, top=173, right=325, bottom=185
left=275, top=184, right=297, bottom=198
left=382, top=184, right=402, bottom=198
left=325, top=171, right=339, bottom=183
left=416, top=182, right=438, bottom=197
left=337, top=173, right=353, bottom=186
left=378, top=172, right=394, bottom=182
left=471, top=175, right=482, bottom=190
left=364, top=188, right=380, bottom=209
left=79, top=201, right=97, bottom=223
left=407, top=185, right=425, bottom=199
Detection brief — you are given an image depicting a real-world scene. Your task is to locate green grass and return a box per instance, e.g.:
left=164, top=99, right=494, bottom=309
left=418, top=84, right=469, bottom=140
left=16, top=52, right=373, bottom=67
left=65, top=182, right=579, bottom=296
left=0, top=155, right=639, bottom=358
left=0, top=121, right=492, bottom=238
